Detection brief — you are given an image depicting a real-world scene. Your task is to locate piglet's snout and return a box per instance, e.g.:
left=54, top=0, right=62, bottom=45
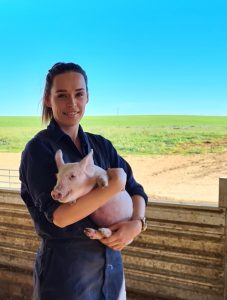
left=51, top=189, right=63, bottom=201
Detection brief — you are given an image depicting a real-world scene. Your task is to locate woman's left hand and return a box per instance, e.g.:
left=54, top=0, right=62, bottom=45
left=100, top=220, right=142, bottom=251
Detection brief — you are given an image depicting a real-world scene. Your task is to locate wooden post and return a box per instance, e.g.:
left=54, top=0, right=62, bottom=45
left=219, top=177, right=227, bottom=208
left=219, top=177, right=227, bottom=300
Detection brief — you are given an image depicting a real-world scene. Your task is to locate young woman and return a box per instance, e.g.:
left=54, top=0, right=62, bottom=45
left=19, top=62, right=148, bottom=300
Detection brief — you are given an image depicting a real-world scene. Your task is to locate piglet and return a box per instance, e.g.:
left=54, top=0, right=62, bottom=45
left=51, top=149, right=133, bottom=240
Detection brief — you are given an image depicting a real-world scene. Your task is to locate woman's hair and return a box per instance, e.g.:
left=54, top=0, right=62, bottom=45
left=41, top=62, right=88, bottom=124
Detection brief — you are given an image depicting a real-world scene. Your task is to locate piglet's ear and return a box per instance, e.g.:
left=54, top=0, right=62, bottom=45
left=79, top=149, right=94, bottom=170
left=55, top=149, right=65, bottom=170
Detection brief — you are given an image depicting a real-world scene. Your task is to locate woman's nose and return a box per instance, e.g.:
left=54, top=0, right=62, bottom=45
left=67, top=95, right=77, bottom=106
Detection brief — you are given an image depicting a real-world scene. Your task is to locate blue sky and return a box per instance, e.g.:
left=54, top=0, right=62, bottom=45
left=0, top=0, right=226, bottom=116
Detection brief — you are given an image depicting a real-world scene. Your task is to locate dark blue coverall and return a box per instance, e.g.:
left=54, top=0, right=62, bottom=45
left=19, top=118, right=148, bottom=300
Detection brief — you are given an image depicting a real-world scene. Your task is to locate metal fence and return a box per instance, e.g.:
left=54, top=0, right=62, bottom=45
left=0, top=169, right=20, bottom=189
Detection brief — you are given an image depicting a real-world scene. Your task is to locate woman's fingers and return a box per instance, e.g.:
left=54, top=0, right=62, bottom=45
left=101, top=238, right=126, bottom=251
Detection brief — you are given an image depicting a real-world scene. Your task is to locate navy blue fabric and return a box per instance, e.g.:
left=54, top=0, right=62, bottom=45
left=19, top=118, right=148, bottom=300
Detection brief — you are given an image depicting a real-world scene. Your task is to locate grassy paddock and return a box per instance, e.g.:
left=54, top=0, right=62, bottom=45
left=0, top=115, right=227, bottom=155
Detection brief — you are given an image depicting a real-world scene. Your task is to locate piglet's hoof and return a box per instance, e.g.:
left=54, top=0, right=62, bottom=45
left=84, top=228, right=98, bottom=239
left=84, top=228, right=112, bottom=240
left=97, top=176, right=108, bottom=187
left=98, top=228, right=112, bottom=238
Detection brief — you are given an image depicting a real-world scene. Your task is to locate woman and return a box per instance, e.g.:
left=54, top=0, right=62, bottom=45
left=19, top=62, right=148, bottom=300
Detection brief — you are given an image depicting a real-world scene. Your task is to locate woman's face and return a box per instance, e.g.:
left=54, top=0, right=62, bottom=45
left=45, top=71, right=88, bottom=128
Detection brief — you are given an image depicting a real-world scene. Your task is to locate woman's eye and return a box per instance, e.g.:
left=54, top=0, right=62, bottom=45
left=76, top=92, right=84, bottom=97
left=57, top=93, right=67, bottom=99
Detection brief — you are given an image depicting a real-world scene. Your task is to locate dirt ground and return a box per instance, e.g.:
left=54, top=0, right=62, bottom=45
left=1, top=151, right=227, bottom=205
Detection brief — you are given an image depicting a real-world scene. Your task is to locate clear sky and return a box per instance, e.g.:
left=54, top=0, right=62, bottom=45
left=0, top=0, right=226, bottom=116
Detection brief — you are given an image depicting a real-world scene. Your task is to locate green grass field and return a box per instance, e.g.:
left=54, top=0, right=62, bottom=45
left=0, top=115, right=227, bottom=155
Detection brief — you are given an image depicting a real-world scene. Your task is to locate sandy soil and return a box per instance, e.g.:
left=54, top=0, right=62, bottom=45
left=1, top=151, right=227, bottom=205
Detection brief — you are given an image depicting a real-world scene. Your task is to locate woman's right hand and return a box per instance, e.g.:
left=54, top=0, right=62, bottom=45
left=107, top=168, right=127, bottom=191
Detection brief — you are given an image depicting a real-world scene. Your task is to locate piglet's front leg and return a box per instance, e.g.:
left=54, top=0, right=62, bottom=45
left=84, top=227, right=112, bottom=239
left=96, top=172, right=109, bottom=188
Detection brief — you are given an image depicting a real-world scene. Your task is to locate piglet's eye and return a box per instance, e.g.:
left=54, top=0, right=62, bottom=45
left=69, top=174, right=76, bottom=180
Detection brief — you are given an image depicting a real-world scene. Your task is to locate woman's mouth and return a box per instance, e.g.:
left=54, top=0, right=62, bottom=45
left=63, top=111, right=79, bottom=117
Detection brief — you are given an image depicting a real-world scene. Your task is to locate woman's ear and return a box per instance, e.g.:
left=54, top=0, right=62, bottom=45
left=86, top=92, right=89, bottom=104
left=45, top=96, right=52, bottom=108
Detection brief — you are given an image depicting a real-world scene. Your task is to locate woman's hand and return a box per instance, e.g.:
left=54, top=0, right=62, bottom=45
left=100, top=220, right=142, bottom=251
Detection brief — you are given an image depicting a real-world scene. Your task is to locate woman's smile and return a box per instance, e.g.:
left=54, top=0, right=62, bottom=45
left=63, top=110, right=80, bottom=117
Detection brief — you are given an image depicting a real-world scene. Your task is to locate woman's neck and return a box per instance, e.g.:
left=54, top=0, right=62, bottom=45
left=60, top=124, right=79, bottom=140
left=59, top=123, right=82, bottom=154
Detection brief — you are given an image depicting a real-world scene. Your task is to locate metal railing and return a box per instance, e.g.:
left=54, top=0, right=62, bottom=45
left=0, top=168, right=20, bottom=189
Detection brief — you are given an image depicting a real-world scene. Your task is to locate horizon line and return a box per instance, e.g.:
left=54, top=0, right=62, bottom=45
left=0, top=114, right=227, bottom=118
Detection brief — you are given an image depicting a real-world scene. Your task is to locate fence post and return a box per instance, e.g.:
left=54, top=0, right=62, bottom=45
left=219, top=177, right=227, bottom=208
left=219, top=177, right=227, bottom=300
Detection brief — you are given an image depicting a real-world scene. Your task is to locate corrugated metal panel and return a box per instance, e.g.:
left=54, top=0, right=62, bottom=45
left=0, top=189, right=226, bottom=300
left=123, top=202, right=225, bottom=300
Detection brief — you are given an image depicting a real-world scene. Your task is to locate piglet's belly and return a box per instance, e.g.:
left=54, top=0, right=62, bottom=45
left=90, top=191, right=133, bottom=227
